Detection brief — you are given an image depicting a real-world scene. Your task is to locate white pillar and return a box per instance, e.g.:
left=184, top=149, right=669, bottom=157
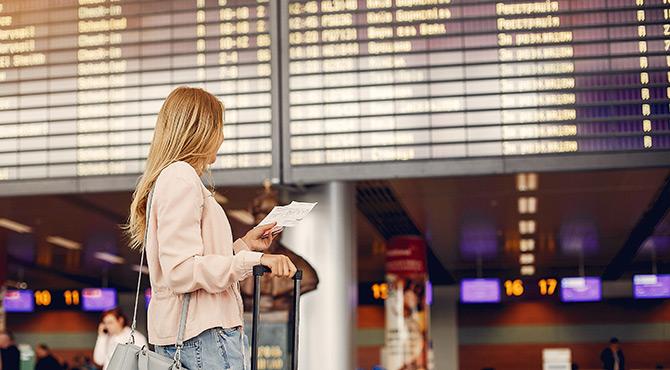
left=281, top=181, right=357, bottom=370
left=432, top=285, right=459, bottom=370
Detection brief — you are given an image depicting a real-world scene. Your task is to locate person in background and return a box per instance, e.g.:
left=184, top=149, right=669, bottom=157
left=93, top=307, right=146, bottom=370
left=600, top=337, right=625, bottom=370
left=0, top=331, right=20, bottom=370
left=69, top=355, right=96, bottom=370
left=34, top=344, right=63, bottom=370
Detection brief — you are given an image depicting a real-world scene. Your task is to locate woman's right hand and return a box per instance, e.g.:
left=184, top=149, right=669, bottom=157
left=98, top=323, right=106, bottom=336
left=260, top=254, right=297, bottom=278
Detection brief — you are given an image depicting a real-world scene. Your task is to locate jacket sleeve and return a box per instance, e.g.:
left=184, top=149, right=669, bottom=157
left=154, top=170, right=262, bottom=294
left=233, top=238, right=251, bottom=254
left=92, top=334, right=108, bottom=366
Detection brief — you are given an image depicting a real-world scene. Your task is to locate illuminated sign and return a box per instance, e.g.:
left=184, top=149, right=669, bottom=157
left=560, top=277, right=602, bottom=303
left=633, top=274, right=670, bottom=299
left=4, top=290, right=34, bottom=313
left=4, top=289, right=90, bottom=311
left=460, top=278, right=501, bottom=303
left=82, top=288, right=117, bottom=311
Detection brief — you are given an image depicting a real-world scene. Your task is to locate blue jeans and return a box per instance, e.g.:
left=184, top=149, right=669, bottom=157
left=155, top=327, right=249, bottom=370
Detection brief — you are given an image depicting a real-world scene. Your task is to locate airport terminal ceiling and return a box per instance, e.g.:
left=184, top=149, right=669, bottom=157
left=3, top=168, right=669, bottom=290
left=1, top=1, right=670, bottom=195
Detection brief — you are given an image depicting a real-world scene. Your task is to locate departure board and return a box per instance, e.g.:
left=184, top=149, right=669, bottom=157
left=283, top=0, right=670, bottom=181
left=0, top=0, right=277, bottom=188
left=4, top=0, right=670, bottom=190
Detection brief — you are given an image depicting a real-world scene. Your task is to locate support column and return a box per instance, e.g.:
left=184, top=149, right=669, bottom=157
left=432, top=285, right=459, bottom=370
left=281, top=181, right=356, bottom=370
left=0, top=232, right=7, bottom=331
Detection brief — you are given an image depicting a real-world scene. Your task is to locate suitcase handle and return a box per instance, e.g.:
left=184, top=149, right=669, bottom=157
left=253, top=264, right=304, bottom=280
left=251, top=265, right=303, bottom=370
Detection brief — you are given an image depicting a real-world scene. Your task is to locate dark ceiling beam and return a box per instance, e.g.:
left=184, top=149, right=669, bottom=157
left=357, top=181, right=455, bottom=285
left=60, top=195, right=126, bottom=224
left=602, top=173, right=670, bottom=280
left=8, top=255, right=134, bottom=291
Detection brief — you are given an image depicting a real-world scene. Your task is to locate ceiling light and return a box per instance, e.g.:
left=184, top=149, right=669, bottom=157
left=520, top=239, right=535, bottom=252
left=227, top=209, right=255, bottom=225
left=519, top=220, right=536, bottom=235
left=516, top=173, right=538, bottom=191
left=519, top=253, right=535, bottom=264
left=94, top=252, right=125, bottom=265
left=46, top=236, right=82, bottom=250
left=213, top=192, right=229, bottom=204
left=520, top=265, right=535, bottom=276
left=518, top=197, right=537, bottom=214
left=0, top=218, right=32, bottom=233
left=132, top=265, right=149, bottom=274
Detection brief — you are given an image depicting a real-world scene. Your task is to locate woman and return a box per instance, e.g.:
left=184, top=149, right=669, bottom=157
left=126, top=87, right=296, bottom=369
left=93, top=307, right=146, bottom=369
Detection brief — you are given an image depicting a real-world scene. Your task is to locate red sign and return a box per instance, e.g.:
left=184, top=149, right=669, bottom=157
left=385, top=236, right=428, bottom=277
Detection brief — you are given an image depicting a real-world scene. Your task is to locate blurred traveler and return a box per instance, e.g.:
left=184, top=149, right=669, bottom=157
left=93, top=307, right=146, bottom=369
left=0, top=331, right=20, bottom=370
left=125, top=87, right=296, bottom=369
left=34, top=344, right=63, bottom=370
left=600, top=337, right=625, bottom=370
left=69, top=355, right=96, bottom=370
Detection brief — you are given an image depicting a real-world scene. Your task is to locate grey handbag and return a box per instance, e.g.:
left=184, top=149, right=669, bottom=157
left=107, top=190, right=190, bottom=370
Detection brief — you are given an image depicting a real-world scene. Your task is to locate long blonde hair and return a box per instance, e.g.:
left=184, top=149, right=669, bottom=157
left=125, top=87, right=224, bottom=249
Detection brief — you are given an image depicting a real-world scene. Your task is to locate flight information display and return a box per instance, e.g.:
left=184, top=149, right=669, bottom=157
left=0, top=0, right=274, bottom=183
left=3, top=0, right=670, bottom=188
left=285, top=0, right=670, bottom=180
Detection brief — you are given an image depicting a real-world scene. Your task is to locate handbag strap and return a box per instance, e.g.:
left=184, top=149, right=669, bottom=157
left=129, top=188, right=191, bottom=366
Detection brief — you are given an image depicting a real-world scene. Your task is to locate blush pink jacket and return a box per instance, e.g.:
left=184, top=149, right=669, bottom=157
left=145, top=161, right=263, bottom=345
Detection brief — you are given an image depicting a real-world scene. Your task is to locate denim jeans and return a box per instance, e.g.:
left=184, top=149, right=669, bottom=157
left=155, top=327, right=249, bottom=370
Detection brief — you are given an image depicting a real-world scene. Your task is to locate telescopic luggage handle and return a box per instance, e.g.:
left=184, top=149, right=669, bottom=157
left=251, top=265, right=303, bottom=370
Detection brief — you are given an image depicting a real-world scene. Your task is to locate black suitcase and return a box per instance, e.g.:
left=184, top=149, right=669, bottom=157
left=251, top=265, right=303, bottom=370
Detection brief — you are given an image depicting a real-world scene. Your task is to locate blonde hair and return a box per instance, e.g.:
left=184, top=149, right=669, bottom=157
left=125, top=87, right=224, bottom=249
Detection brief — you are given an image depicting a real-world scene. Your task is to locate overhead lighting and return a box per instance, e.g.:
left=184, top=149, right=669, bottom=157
left=516, top=173, right=538, bottom=192
left=520, top=265, right=536, bottom=276
left=519, top=220, right=536, bottom=235
left=519, top=253, right=535, bottom=265
left=46, top=236, right=81, bottom=250
left=213, top=192, right=229, bottom=204
left=0, top=218, right=32, bottom=233
left=518, top=197, right=537, bottom=214
left=520, top=239, right=535, bottom=252
left=94, top=252, right=125, bottom=265
left=131, top=265, right=149, bottom=274
left=227, top=209, right=255, bottom=225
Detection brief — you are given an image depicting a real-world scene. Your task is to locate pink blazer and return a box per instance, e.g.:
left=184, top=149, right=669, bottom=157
left=145, top=161, right=262, bottom=345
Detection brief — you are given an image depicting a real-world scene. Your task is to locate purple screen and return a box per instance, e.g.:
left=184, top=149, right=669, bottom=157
left=82, top=288, right=117, bottom=311
left=634, top=274, right=670, bottom=299
left=3, top=290, right=34, bottom=313
left=560, top=277, right=602, bottom=302
left=460, top=278, right=501, bottom=303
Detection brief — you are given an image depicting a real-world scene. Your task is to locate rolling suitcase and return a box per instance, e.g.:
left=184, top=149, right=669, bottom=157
left=251, top=265, right=303, bottom=370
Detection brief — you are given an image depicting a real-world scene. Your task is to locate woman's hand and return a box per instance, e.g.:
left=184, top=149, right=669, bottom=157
left=260, top=254, right=297, bottom=278
left=241, top=222, right=281, bottom=252
left=98, top=323, right=107, bottom=336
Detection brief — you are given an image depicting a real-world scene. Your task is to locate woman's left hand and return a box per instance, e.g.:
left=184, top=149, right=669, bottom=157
left=241, top=222, right=282, bottom=252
